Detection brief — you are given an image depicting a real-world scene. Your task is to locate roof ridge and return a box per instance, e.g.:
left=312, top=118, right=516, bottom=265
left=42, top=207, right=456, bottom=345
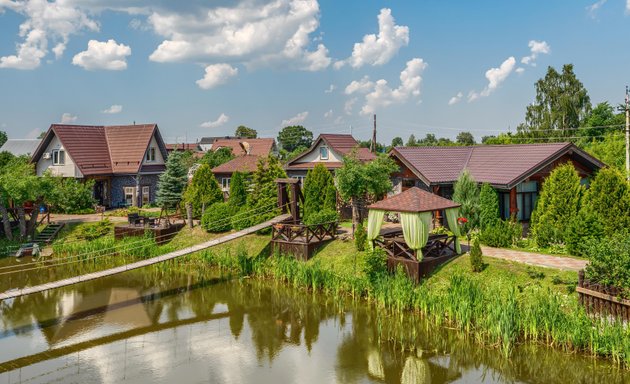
left=462, top=146, right=474, bottom=169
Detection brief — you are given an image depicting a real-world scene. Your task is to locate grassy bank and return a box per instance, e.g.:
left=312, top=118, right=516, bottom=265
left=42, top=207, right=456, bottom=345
left=185, top=234, right=630, bottom=368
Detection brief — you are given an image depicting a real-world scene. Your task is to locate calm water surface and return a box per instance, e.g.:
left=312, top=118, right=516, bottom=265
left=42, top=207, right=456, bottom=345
left=0, top=265, right=627, bottom=384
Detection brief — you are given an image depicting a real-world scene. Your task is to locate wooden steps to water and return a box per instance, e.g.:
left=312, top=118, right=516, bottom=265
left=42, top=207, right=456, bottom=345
left=34, top=223, right=65, bottom=245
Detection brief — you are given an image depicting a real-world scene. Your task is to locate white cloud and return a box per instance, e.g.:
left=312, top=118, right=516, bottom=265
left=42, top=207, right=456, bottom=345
left=147, top=0, right=330, bottom=72
left=586, top=0, right=607, bottom=18
left=0, top=0, right=98, bottom=69
left=515, top=67, right=525, bottom=74
left=102, top=104, right=123, bottom=114
left=344, top=76, right=375, bottom=95
left=468, top=56, right=516, bottom=102
left=196, top=64, right=238, bottom=89
left=324, top=109, right=333, bottom=118
left=337, top=8, right=409, bottom=69
left=60, top=113, right=77, bottom=124
left=521, top=40, right=550, bottom=66
left=200, top=113, right=230, bottom=128
left=344, top=98, right=357, bottom=115
left=448, top=92, right=463, bottom=106
left=324, top=84, right=336, bottom=93
left=281, top=111, right=309, bottom=126
left=359, top=58, right=427, bottom=115
left=72, top=39, right=131, bottom=70
left=627, top=0, right=630, bottom=13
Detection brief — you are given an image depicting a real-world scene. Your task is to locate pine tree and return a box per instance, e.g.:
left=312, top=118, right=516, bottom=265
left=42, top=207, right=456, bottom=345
left=469, top=238, right=483, bottom=272
left=530, top=163, right=584, bottom=247
left=303, top=163, right=336, bottom=221
left=479, top=183, right=500, bottom=230
left=156, top=151, right=188, bottom=210
left=452, top=170, right=480, bottom=233
left=229, top=171, right=248, bottom=208
left=183, top=164, right=223, bottom=217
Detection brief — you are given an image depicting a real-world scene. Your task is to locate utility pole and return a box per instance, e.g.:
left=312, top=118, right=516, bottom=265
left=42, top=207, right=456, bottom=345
left=370, top=114, right=377, bottom=153
left=626, top=86, right=630, bottom=181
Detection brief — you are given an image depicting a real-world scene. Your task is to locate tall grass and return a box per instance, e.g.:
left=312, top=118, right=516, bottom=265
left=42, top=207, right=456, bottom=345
left=191, top=246, right=630, bottom=368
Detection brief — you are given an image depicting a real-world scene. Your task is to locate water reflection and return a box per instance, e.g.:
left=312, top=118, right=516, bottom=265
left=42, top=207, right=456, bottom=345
left=0, top=267, right=626, bottom=383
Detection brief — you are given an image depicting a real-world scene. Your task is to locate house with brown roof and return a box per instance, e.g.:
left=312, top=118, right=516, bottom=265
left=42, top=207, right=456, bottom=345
left=284, top=134, right=376, bottom=183
left=31, top=124, right=168, bottom=208
left=389, top=142, right=605, bottom=222
left=209, top=138, right=277, bottom=194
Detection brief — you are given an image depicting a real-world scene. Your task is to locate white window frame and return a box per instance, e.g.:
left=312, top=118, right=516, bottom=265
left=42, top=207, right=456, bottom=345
left=142, top=186, right=150, bottom=205
left=293, top=176, right=305, bottom=186
left=221, top=177, right=231, bottom=191
left=52, top=149, right=65, bottom=165
left=319, top=146, right=329, bottom=160
left=146, top=147, right=156, bottom=162
left=124, top=187, right=135, bottom=206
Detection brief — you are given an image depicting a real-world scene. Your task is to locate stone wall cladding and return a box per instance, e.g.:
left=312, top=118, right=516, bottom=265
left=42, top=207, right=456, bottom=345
left=111, top=174, right=161, bottom=207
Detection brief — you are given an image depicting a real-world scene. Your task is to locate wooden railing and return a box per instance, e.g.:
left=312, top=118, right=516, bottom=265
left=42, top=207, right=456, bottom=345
left=577, top=270, right=630, bottom=321
left=374, top=230, right=457, bottom=261
left=271, top=221, right=337, bottom=244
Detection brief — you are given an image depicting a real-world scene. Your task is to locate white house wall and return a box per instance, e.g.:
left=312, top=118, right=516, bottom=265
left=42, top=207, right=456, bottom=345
left=36, top=134, right=83, bottom=178
left=141, top=135, right=166, bottom=166
left=294, top=141, right=343, bottom=164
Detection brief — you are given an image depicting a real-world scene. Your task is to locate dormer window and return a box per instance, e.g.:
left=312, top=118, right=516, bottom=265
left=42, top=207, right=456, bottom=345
left=146, top=147, right=156, bottom=162
left=319, top=146, right=329, bottom=160
left=52, top=149, right=65, bottom=165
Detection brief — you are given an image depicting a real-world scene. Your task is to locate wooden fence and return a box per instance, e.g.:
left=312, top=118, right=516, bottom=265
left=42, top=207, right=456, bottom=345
left=577, top=270, right=630, bottom=321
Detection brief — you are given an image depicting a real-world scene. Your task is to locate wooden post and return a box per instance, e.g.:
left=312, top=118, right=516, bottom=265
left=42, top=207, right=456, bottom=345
left=432, top=185, right=442, bottom=227
left=290, top=183, right=300, bottom=223
left=509, top=187, right=518, bottom=218
left=277, top=183, right=288, bottom=213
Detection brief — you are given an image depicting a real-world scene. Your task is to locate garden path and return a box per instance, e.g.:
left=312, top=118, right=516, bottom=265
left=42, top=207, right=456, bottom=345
left=479, top=246, right=587, bottom=271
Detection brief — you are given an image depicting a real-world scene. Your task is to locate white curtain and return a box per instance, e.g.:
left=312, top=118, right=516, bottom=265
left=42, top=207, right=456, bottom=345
left=400, top=212, right=431, bottom=260
left=445, top=207, right=462, bottom=254
left=367, top=209, right=385, bottom=248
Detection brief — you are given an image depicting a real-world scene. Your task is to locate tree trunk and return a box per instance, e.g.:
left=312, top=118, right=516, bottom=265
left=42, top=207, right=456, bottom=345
left=17, top=206, right=26, bottom=240
left=27, top=199, right=42, bottom=240
left=351, top=198, right=359, bottom=237
left=186, top=202, right=193, bottom=228
left=0, top=203, right=13, bottom=241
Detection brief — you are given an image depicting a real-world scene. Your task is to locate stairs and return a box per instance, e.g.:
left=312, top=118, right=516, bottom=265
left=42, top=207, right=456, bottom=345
left=35, top=223, right=65, bottom=245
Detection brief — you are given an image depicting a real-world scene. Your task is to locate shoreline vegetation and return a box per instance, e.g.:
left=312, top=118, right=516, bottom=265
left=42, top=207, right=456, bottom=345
left=5, top=221, right=630, bottom=369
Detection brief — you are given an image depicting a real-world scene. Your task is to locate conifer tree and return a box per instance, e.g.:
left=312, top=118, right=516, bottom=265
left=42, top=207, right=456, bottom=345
left=229, top=171, right=248, bottom=208
left=530, top=163, right=583, bottom=247
left=303, top=163, right=336, bottom=221
left=183, top=164, right=223, bottom=217
left=581, top=167, right=630, bottom=237
left=452, top=170, right=480, bottom=233
left=479, top=183, right=500, bottom=230
left=156, top=151, right=188, bottom=211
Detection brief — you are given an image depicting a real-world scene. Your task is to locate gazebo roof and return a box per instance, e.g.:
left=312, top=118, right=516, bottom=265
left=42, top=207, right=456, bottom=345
left=368, top=187, right=460, bottom=213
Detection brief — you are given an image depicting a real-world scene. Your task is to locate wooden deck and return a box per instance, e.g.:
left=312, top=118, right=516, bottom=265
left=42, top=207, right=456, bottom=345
left=0, top=214, right=292, bottom=301
left=270, top=221, right=337, bottom=261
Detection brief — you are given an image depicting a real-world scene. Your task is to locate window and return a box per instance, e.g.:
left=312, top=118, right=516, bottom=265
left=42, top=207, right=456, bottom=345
left=52, top=149, right=65, bottom=165
left=124, top=187, right=135, bottom=206
left=319, top=146, right=329, bottom=160
left=146, top=147, right=156, bottom=162
left=221, top=177, right=231, bottom=191
left=142, top=186, right=150, bottom=206
left=293, top=176, right=305, bottom=186
left=498, top=181, right=538, bottom=221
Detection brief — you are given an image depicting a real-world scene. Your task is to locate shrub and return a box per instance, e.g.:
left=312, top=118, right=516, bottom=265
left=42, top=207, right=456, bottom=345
left=479, top=183, right=499, bottom=230
left=363, top=248, right=387, bottom=283
left=48, top=178, right=96, bottom=213
left=452, top=170, right=480, bottom=233
left=304, top=209, right=338, bottom=226
left=183, top=164, right=223, bottom=217
left=581, top=167, right=630, bottom=238
left=585, top=235, right=630, bottom=296
left=530, top=163, right=583, bottom=247
left=478, top=219, right=521, bottom=248
left=201, top=202, right=234, bottom=232
left=469, top=238, right=483, bottom=272
left=565, top=208, right=604, bottom=257
left=354, top=220, right=367, bottom=251
left=75, top=219, right=112, bottom=240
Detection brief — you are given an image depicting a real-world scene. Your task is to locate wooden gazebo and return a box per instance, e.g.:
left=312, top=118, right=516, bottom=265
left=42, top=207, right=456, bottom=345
left=367, top=187, right=462, bottom=281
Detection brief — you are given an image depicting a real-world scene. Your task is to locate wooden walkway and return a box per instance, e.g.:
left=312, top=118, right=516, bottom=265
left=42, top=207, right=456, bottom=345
left=0, top=214, right=291, bottom=301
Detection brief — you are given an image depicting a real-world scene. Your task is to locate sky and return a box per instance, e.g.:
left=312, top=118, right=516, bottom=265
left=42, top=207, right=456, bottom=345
left=0, top=0, right=629, bottom=145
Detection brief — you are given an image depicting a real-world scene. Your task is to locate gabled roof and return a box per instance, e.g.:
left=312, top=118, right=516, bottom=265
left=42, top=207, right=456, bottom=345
left=31, top=124, right=167, bottom=176
left=368, top=187, right=460, bottom=213
left=212, top=138, right=275, bottom=156
left=391, top=142, right=605, bottom=189
left=0, top=139, right=41, bottom=156
left=286, top=133, right=377, bottom=170
left=211, top=155, right=260, bottom=174
left=166, top=143, right=201, bottom=152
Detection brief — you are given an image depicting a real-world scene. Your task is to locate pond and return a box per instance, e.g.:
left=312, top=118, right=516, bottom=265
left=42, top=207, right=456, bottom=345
left=0, top=266, right=626, bottom=383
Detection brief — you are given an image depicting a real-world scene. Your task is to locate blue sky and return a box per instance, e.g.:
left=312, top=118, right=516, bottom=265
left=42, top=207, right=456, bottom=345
left=0, top=0, right=629, bottom=144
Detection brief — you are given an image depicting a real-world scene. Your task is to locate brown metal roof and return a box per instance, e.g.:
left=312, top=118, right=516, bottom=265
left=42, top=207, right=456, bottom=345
left=286, top=133, right=376, bottom=168
left=391, top=143, right=604, bottom=189
left=31, top=123, right=165, bottom=176
left=105, top=124, right=159, bottom=174
left=51, top=125, right=113, bottom=175
left=211, top=155, right=261, bottom=174
left=212, top=138, right=275, bottom=156
left=368, top=187, right=460, bottom=213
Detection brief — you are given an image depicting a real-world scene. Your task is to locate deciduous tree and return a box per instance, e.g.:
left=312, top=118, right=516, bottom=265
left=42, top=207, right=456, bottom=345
left=278, top=125, right=313, bottom=153
left=235, top=125, right=257, bottom=139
